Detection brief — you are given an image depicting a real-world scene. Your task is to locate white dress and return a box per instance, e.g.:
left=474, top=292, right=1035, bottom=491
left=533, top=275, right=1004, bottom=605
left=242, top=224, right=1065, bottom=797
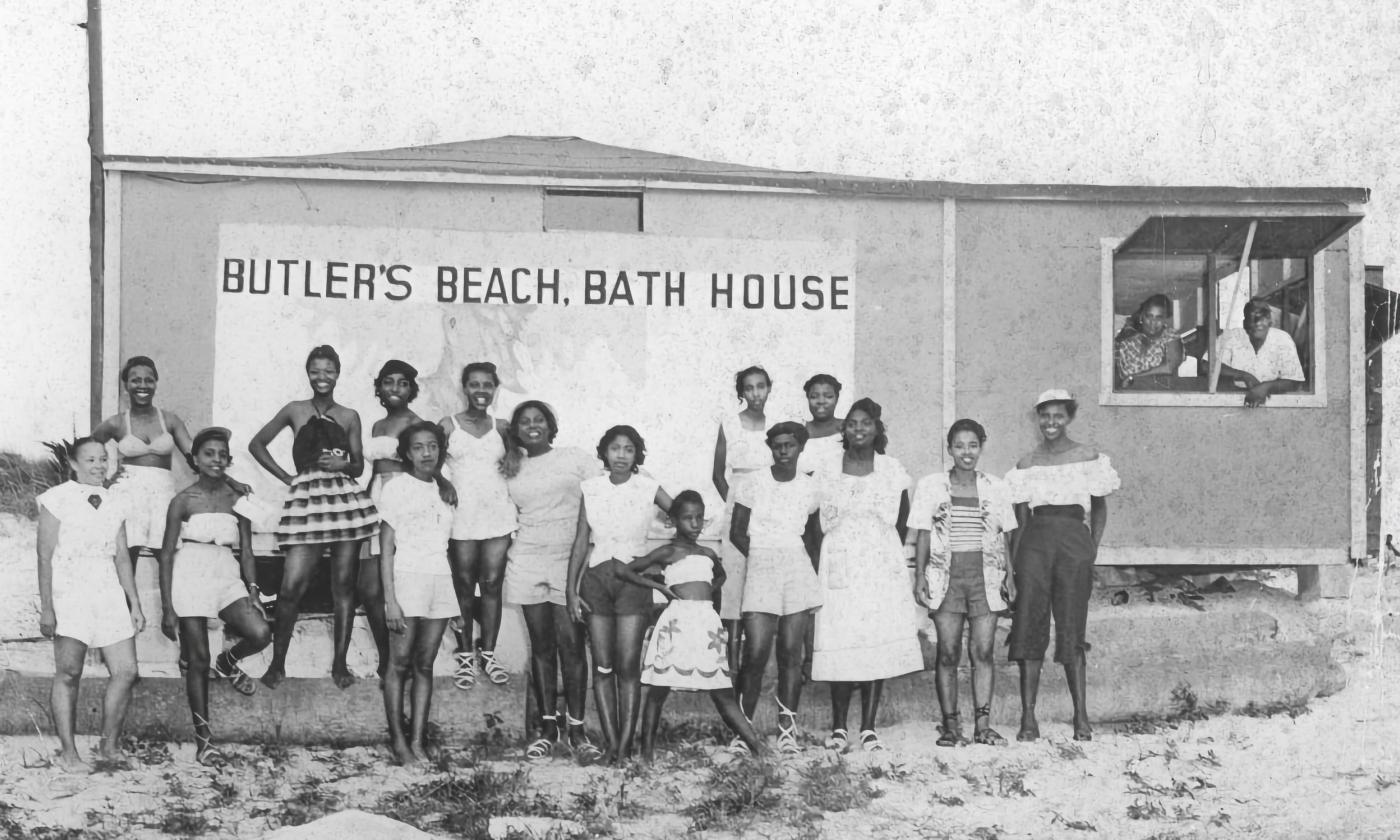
left=717, top=411, right=771, bottom=621
left=811, top=453, right=924, bottom=682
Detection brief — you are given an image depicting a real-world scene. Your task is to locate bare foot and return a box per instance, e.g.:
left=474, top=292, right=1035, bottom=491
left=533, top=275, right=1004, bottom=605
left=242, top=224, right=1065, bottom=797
left=1073, top=718, right=1093, bottom=741
left=98, top=741, right=124, bottom=762
left=1017, top=714, right=1040, bottom=742
left=331, top=666, right=356, bottom=689
left=260, top=663, right=286, bottom=689
left=391, top=739, right=421, bottom=767
left=55, top=751, right=92, bottom=774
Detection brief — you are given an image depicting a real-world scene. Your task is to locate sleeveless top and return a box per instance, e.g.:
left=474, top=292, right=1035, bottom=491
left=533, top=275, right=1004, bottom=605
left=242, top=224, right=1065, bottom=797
left=117, top=409, right=175, bottom=458
left=721, top=412, right=770, bottom=475
left=180, top=512, right=239, bottom=547
left=364, top=435, right=400, bottom=462
left=666, top=553, right=714, bottom=586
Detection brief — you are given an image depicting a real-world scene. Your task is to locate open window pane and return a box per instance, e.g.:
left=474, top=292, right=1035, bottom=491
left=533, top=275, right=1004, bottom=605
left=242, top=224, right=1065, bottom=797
left=1108, top=214, right=1360, bottom=401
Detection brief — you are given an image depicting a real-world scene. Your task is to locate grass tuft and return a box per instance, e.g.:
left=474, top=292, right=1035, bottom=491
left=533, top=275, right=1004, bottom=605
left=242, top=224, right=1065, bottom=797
left=682, top=759, right=785, bottom=833
left=0, top=449, right=64, bottom=520
left=798, top=756, right=880, bottom=812
left=378, top=766, right=561, bottom=838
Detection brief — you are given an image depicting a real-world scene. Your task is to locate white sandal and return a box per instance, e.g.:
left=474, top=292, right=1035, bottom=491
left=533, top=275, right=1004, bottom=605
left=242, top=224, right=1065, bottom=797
left=478, top=649, right=509, bottom=685
left=859, top=729, right=886, bottom=752
left=776, top=698, right=801, bottom=755
left=452, top=650, right=477, bottom=690
left=824, top=728, right=849, bottom=752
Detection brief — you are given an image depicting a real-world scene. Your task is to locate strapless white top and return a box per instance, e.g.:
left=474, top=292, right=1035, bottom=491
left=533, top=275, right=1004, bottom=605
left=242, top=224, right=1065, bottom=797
left=665, top=553, right=714, bottom=586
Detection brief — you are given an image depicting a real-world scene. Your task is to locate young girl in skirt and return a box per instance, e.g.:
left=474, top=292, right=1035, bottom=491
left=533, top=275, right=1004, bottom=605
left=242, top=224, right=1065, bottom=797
left=249, top=345, right=379, bottom=689
left=620, top=491, right=767, bottom=763
left=378, top=422, right=456, bottom=766
left=157, top=427, right=272, bottom=765
left=36, top=438, right=145, bottom=772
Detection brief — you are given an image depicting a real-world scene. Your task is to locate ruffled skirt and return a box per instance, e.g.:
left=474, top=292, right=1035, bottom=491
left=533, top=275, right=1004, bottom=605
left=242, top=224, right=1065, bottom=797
left=276, top=470, right=379, bottom=547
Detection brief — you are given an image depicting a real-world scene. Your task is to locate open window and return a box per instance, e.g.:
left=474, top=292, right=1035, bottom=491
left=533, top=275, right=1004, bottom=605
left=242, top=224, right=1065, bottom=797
left=1101, top=214, right=1361, bottom=407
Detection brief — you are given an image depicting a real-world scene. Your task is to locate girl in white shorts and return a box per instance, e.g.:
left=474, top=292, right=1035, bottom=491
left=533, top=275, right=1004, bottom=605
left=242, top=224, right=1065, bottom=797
left=36, top=438, right=145, bottom=773
left=731, top=421, right=822, bottom=754
left=158, top=427, right=273, bottom=765
left=379, top=421, right=457, bottom=766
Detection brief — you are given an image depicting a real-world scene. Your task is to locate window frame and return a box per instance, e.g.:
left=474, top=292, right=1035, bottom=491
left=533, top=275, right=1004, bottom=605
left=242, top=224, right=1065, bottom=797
left=542, top=187, right=644, bottom=233
left=1099, top=232, right=1328, bottom=409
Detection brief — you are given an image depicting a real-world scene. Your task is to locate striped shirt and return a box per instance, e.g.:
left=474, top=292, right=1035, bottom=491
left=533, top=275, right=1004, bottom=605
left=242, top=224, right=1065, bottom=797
left=948, top=495, right=982, bottom=552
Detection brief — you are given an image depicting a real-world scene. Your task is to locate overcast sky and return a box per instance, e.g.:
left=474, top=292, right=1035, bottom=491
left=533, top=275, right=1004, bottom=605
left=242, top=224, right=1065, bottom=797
left=3, top=0, right=1397, bottom=453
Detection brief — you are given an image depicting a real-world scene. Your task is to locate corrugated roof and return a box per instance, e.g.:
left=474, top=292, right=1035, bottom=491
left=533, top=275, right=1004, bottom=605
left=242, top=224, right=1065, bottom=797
left=104, top=135, right=1370, bottom=205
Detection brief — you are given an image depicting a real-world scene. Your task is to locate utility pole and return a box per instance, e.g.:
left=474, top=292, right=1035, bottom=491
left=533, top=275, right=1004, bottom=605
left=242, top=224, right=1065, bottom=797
left=87, top=0, right=104, bottom=428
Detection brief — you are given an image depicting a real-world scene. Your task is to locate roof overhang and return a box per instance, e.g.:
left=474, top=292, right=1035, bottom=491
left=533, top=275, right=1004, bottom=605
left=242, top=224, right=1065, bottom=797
left=101, top=135, right=1372, bottom=205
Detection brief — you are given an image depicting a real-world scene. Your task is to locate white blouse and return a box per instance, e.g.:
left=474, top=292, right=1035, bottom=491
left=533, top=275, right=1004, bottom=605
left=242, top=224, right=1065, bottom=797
left=1003, top=454, right=1120, bottom=511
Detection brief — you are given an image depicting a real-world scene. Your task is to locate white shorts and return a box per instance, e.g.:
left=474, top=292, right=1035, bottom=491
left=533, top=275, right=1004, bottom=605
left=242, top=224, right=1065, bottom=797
left=394, top=571, right=458, bottom=620
left=171, top=543, right=248, bottom=618
left=741, top=545, right=822, bottom=616
left=108, top=465, right=176, bottom=551
left=53, top=588, right=134, bottom=649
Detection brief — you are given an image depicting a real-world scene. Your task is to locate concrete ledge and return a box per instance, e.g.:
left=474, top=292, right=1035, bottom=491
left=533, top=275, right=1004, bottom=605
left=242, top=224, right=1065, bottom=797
left=0, top=604, right=1343, bottom=743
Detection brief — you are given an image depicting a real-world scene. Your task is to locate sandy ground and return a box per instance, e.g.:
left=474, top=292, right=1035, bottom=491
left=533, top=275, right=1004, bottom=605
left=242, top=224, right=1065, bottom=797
left=3, top=517, right=1400, bottom=838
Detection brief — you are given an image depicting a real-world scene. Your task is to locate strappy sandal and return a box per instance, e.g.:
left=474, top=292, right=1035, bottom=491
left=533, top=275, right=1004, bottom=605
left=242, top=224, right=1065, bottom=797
left=972, top=705, right=1007, bottom=746
left=727, top=735, right=752, bottom=756
left=211, top=652, right=257, bottom=697
left=823, top=728, right=849, bottom=752
left=192, top=717, right=226, bottom=768
left=858, top=729, right=886, bottom=752
left=478, top=649, right=509, bottom=686
left=452, top=650, right=478, bottom=690
left=775, top=699, right=801, bottom=755
left=565, top=716, right=603, bottom=766
left=526, top=715, right=558, bottom=761
left=937, top=712, right=965, bottom=748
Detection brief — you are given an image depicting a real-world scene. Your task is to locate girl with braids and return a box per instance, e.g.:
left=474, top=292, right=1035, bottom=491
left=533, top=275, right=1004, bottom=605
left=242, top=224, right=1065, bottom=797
left=249, top=344, right=378, bottom=689
left=810, top=398, right=922, bottom=753
left=36, top=438, right=145, bottom=772
left=157, top=427, right=272, bottom=765
left=568, top=425, right=673, bottom=764
left=378, top=422, right=457, bottom=766
left=500, top=401, right=602, bottom=763
left=439, top=361, right=517, bottom=689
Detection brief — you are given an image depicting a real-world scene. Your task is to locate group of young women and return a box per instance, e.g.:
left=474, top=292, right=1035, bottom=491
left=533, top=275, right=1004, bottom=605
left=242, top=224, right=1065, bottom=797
left=35, top=346, right=1118, bottom=771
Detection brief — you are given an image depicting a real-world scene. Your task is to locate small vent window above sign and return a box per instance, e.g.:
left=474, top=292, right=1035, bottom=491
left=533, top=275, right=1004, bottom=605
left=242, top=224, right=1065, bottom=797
left=544, top=189, right=643, bottom=233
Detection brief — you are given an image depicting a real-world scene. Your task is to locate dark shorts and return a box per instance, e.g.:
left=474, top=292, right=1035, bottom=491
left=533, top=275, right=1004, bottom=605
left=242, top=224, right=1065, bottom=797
left=936, top=551, right=991, bottom=617
left=1007, top=509, right=1095, bottom=664
left=579, top=559, right=653, bottom=617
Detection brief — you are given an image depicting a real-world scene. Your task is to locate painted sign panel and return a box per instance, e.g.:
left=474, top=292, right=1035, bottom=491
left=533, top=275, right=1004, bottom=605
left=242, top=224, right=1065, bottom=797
left=213, top=224, right=857, bottom=523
